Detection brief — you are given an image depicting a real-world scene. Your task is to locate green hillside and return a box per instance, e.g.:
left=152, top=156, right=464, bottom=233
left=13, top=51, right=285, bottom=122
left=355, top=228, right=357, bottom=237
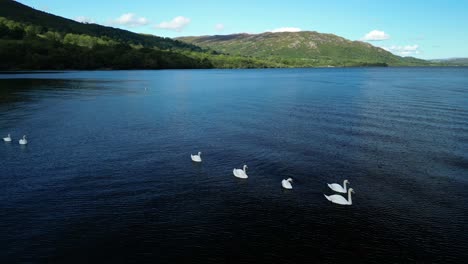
left=177, top=32, right=434, bottom=67
left=0, top=0, right=284, bottom=70
left=0, top=0, right=438, bottom=69
left=0, top=0, right=200, bottom=51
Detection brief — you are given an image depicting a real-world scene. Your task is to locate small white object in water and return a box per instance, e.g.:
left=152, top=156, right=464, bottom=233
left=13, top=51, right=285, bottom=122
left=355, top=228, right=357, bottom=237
left=281, top=178, right=293, bottom=189
left=327, top=180, right=349, bottom=193
left=19, top=135, right=27, bottom=145
left=3, top=133, right=11, bottom=142
left=324, top=188, right=354, bottom=205
left=191, top=152, right=202, bottom=162
left=233, top=165, right=248, bottom=179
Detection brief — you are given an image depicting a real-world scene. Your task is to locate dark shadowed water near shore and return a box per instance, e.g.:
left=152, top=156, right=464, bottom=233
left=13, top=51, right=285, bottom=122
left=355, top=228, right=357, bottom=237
left=1, top=68, right=467, bottom=263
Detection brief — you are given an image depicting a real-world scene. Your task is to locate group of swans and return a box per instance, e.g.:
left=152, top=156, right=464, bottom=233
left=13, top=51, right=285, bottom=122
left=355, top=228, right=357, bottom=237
left=190, top=152, right=355, bottom=201
left=3, top=134, right=27, bottom=145
left=3, top=140, right=351, bottom=202
left=191, top=152, right=293, bottom=189
left=324, top=179, right=354, bottom=205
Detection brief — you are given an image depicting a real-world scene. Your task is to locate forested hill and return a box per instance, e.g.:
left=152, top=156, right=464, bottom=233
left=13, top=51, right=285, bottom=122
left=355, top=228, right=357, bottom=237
left=0, top=0, right=200, bottom=51
left=0, top=0, right=215, bottom=70
left=0, top=0, right=284, bottom=70
left=0, top=0, right=436, bottom=69
left=177, top=32, right=433, bottom=67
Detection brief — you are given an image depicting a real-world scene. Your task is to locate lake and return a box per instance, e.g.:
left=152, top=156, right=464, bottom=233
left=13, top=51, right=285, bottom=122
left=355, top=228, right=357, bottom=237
left=1, top=68, right=467, bottom=263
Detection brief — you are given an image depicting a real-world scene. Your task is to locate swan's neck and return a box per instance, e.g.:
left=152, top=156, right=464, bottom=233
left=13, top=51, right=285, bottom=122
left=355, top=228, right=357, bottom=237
left=243, top=165, right=247, bottom=172
left=343, top=180, right=348, bottom=191
left=348, top=190, right=353, bottom=205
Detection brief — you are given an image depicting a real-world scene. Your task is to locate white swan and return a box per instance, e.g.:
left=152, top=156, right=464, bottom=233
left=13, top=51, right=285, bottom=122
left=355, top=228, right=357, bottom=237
left=191, top=152, right=202, bottom=162
left=324, top=188, right=354, bottom=205
left=327, top=179, right=349, bottom=193
left=19, top=135, right=27, bottom=145
left=281, top=178, right=293, bottom=189
left=3, top=134, right=11, bottom=142
left=233, top=165, right=248, bottom=179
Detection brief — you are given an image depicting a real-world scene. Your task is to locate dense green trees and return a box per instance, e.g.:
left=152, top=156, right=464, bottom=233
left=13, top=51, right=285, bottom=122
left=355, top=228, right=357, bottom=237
left=0, top=0, right=202, bottom=52
left=0, top=14, right=288, bottom=70
left=0, top=0, right=397, bottom=70
left=0, top=15, right=292, bottom=70
left=0, top=38, right=213, bottom=70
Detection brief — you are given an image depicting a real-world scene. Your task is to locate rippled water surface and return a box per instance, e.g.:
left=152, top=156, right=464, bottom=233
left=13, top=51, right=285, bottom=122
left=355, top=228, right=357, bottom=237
left=1, top=68, right=467, bottom=263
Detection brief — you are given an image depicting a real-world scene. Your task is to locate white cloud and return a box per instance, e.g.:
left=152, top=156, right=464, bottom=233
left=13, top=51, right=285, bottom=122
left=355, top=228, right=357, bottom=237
left=154, top=16, right=191, bottom=32
left=362, top=30, right=390, bottom=41
left=75, top=16, right=95, bottom=24
left=383, top=44, right=420, bottom=56
left=215, top=23, right=224, bottom=32
left=112, top=13, right=149, bottom=27
left=268, top=27, right=301, bottom=33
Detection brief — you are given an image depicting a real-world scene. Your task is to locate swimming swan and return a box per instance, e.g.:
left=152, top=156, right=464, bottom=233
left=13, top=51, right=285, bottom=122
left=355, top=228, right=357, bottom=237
left=19, top=135, right=28, bottom=145
left=324, top=188, right=354, bottom=205
left=327, top=180, right=349, bottom=193
left=191, top=152, right=202, bottom=162
left=281, top=178, right=293, bottom=189
left=233, top=165, right=248, bottom=179
left=3, top=134, right=11, bottom=142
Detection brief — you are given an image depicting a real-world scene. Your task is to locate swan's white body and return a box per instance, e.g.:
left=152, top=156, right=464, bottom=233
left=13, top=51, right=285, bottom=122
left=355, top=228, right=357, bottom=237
left=233, top=165, right=248, bottom=179
left=324, top=188, right=354, bottom=205
left=327, top=180, right=349, bottom=193
left=191, top=152, right=202, bottom=162
left=3, top=134, right=11, bottom=142
left=19, top=135, right=27, bottom=145
left=281, top=178, right=293, bottom=189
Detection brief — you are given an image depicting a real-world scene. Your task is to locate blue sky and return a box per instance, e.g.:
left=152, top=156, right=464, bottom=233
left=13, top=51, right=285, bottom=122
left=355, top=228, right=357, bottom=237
left=16, top=0, right=468, bottom=59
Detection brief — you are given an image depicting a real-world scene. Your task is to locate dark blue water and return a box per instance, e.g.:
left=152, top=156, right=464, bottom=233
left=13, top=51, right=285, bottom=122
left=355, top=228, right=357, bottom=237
left=1, top=68, right=468, bottom=263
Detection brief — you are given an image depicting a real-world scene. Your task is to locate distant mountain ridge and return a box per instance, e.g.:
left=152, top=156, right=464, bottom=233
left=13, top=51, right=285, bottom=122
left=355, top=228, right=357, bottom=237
left=430, top=58, right=468, bottom=66
left=177, top=32, right=434, bottom=67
